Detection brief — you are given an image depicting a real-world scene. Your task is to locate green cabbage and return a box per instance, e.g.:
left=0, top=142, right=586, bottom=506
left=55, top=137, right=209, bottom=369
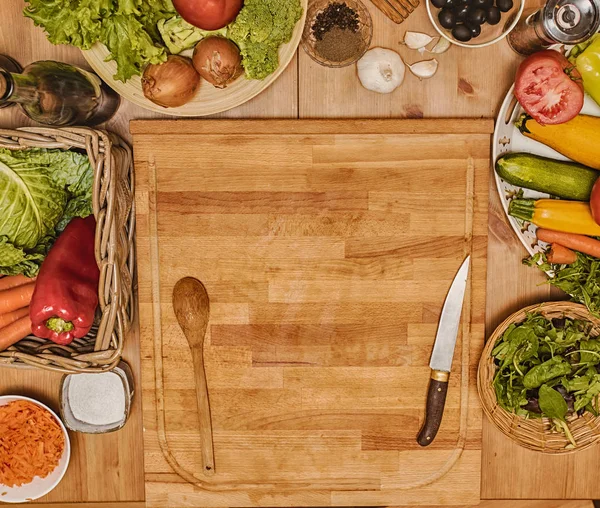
left=0, top=149, right=93, bottom=277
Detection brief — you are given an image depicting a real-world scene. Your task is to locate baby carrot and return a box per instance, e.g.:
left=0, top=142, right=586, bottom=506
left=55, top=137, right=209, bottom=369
left=547, top=243, right=578, bottom=265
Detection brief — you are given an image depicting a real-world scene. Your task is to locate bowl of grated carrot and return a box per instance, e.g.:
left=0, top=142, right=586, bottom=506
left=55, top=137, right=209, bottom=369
left=0, top=396, right=70, bottom=503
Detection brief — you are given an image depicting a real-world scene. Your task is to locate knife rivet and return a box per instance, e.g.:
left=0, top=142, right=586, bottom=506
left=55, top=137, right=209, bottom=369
left=427, top=436, right=431, bottom=440
left=437, top=387, right=442, bottom=392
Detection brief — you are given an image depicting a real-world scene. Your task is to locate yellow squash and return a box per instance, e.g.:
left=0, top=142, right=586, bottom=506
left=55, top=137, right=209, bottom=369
left=509, top=198, right=600, bottom=236
left=516, top=114, right=600, bottom=170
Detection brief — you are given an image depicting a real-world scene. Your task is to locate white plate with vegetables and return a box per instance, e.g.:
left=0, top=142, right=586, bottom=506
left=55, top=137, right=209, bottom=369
left=493, top=43, right=600, bottom=314
left=25, top=0, right=307, bottom=116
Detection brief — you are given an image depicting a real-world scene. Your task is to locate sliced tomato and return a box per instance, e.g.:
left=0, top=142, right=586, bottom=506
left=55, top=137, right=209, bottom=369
left=515, top=50, right=584, bottom=125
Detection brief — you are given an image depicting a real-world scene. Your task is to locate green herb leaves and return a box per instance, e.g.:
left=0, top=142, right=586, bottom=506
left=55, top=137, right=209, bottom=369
left=539, top=384, right=568, bottom=420
left=523, top=357, right=572, bottom=389
left=526, top=251, right=600, bottom=317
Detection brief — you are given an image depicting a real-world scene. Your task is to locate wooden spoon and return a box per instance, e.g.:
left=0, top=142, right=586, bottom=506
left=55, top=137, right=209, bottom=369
left=172, top=277, right=215, bottom=476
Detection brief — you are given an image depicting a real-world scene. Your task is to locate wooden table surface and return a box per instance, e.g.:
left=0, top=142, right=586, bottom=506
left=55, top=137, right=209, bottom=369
left=0, top=0, right=596, bottom=505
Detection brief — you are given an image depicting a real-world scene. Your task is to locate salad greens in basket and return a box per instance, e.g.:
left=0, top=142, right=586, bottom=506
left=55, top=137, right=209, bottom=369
left=492, top=312, right=600, bottom=446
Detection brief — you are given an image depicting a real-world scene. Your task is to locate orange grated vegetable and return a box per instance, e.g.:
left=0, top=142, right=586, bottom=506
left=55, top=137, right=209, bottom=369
left=0, top=400, right=65, bottom=488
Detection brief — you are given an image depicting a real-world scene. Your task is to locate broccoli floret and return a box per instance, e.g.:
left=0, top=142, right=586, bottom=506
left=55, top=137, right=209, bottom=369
left=227, top=0, right=302, bottom=80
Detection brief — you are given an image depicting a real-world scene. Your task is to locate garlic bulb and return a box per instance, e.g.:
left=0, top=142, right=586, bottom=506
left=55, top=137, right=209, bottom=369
left=357, top=48, right=405, bottom=94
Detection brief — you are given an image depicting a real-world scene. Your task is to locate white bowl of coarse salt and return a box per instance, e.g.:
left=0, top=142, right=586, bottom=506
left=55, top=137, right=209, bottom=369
left=59, top=361, right=134, bottom=433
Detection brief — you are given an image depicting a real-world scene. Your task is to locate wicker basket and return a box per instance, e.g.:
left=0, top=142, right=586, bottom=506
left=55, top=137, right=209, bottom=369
left=0, top=127, right=135, bottom=374
left=478, top=302, right=600, bottom=454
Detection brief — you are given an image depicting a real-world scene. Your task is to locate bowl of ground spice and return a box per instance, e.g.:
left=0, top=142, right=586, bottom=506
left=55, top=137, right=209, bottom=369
left=302, top=0, right=373, bottom=67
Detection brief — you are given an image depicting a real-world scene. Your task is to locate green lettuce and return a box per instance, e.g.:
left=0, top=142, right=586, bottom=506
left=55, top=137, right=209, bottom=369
left=0, top=149, right=93, bottom=277
left=24, top=0, right=174, bottom=82
left=100, top=13, right=167, bottom=82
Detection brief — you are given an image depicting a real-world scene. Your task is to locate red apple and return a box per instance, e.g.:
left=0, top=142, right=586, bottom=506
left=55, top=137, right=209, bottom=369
left=173, top=0, right=244, bottom=30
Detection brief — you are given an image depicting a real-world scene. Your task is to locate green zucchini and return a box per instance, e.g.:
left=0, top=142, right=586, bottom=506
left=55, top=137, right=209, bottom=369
left=495, top=153, right=599, bottom=201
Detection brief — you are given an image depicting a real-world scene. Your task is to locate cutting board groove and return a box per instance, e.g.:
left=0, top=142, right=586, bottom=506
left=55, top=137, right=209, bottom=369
left=134, top=119, right=492, bottom=506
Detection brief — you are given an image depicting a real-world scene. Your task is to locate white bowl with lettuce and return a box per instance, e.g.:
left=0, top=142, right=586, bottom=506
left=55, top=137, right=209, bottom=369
left=23, top=0, right=308, bottom=116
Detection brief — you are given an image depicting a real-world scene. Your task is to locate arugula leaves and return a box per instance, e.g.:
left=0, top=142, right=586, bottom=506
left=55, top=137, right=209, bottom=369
left=525, top=251, right=600, bottom=318
left=492, top=312, right=600, bottom=432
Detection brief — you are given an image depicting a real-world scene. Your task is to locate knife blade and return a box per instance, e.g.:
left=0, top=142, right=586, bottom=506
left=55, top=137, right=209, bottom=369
left=417, top=255, right=470, bottom=447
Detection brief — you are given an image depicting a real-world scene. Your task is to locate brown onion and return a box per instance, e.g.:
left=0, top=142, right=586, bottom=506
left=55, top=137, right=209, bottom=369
left=192, top=37, right=243, bottom=89
left=142, top=55, right=200, bottom=108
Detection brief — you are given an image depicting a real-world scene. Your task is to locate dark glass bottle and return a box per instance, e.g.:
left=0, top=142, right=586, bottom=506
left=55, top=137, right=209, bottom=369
left=0, top=60, right=120, bottom=126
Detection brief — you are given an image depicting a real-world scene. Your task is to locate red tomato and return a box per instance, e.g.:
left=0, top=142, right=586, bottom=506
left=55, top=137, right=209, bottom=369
left=590, top=178, right=600, bottom=226
left=173, top=0, right=243, bottom=30
left=514, top=50, right=584, bottom=125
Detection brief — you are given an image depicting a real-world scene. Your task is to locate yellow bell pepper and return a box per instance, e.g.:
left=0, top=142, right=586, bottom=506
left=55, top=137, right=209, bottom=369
left=508, top=198, right=600, bottom=236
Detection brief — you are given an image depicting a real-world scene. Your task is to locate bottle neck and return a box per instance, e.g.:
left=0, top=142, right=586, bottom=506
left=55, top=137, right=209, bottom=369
left=0, top=70, right=38, bottom=105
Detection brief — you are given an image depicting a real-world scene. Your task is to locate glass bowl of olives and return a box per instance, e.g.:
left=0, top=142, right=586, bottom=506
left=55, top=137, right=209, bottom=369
left=426, top=0, right=524, bottom=47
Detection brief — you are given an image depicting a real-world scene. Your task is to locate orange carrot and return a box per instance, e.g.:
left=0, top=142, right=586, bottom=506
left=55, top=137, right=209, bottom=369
left=537, top=229, right=600, bottom=259
left=0, top=307, right=29, bottom=329
left=0, top=315, right=32, bottom=352
left=0, top=400, right=65, bottom=487
left=0, top=275, right=36, bottom=292
left=547, top=243, right=578, bottom=264
left=0, top=283, right=35, bottom=315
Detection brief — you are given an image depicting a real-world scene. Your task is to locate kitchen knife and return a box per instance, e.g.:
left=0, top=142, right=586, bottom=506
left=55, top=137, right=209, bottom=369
left=417, top=255, right=470, bottom=447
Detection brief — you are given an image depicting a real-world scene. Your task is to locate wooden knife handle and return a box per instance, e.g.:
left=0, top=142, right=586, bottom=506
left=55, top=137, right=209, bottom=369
left=190, top=346, right=216, bottom=475
left=417, top=370, right=449, bottom=447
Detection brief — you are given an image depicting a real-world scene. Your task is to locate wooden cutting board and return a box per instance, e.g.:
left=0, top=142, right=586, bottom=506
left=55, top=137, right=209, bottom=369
left=132, top=119, right=492, bottom=507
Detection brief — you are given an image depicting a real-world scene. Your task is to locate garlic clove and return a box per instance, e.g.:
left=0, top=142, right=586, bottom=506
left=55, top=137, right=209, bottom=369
left=429, top=37, right=451, bottom=54
left=408, top=59, right=439, bottom=80
left=403, top=31, right=435, bottom=50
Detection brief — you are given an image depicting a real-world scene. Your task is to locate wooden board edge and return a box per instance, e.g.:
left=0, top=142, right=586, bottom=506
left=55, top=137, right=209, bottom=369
left=29, top=503, right=146, bottom=508
left=130, top=118, right=495, bottom=135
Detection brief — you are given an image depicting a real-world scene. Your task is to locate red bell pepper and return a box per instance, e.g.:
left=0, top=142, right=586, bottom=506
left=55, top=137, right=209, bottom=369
left=30, top=216, right=100, bottom=345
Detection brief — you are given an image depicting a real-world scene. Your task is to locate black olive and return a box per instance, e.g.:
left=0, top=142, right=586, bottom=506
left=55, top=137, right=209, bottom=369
left=473, top=0, right=493, bottom=8
left=453, top=4, right=470, bottom=21
left=466, top=21, right=482, bottom=37
left=438, top=8, right=457, bottom=28
left=495, top=0, right=513, bottom=12
left=431, top=0, right=449, bottom=9
left=486, top=6, right=501, bottom=24
left=467, top=7, right=487, bottom=24
left=452, top=23, right=473, bottom=41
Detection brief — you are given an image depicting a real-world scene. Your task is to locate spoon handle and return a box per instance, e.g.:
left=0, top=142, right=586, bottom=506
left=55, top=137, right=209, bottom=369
left=190, top=345, right=216, bottom=476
